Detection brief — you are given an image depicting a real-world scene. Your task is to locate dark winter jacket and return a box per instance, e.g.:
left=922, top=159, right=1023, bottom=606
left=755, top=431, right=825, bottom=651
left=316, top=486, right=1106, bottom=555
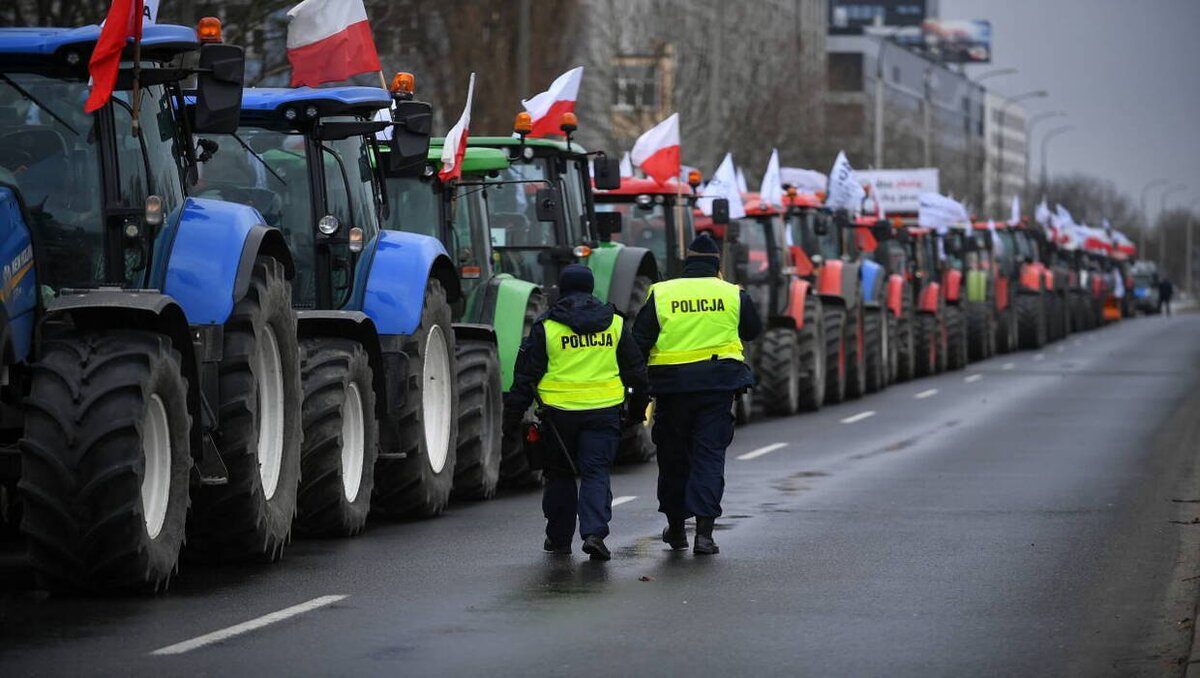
left=503, top=291, right=649, bottom=431
left=632, top=265, right=762, bottom=395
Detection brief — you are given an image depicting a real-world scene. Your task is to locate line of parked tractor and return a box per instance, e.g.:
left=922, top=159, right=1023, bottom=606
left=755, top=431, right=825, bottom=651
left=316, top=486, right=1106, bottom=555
left=0, top=21, right=1148, bottom=594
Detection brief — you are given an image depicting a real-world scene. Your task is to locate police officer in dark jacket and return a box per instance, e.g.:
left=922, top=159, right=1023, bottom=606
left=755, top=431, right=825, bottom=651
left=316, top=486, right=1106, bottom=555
left=633, top=233, right=761, bottom=555
left=504, top=264, right=649, bottom=560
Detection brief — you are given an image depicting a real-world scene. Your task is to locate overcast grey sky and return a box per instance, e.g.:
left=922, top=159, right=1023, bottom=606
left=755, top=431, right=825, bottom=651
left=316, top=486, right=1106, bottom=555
left=943, top=0, right=1200, bottom=218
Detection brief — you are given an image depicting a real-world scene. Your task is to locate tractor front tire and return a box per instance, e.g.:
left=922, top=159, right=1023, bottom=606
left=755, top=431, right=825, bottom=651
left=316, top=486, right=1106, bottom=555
left=1016, top=294, right=1047, bottom=349
left=757, top=327, right=802, bottom=417
left=823, top=307, right=847, bottom=404
left=189, top=257, right=302, bottom=562
left=864, top=306, right=887, bottom=393
left=500, top=292, right=547, bottom=488
left=945, top=305, right=968, bottom=370
left=295, top=339, right=378, bottom=538
left=845, top=305, right=868, bottom=399
left=797, top=294, right=826, bottom=411
left=453, top=339, right=502, bottom=498
left=915, top=313, right=939, bottom=377
left=374, top=279, right=459, bottom=518
left=21, top=331, right=191, bottom=593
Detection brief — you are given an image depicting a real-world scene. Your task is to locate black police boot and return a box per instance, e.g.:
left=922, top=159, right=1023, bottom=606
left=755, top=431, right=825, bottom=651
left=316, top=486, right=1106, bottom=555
left=662, top=518, right=688, bottom=550
left=544, top=537, right=571, bottom=555
left=581, top=535, right=611, bottom=561
left=693, top=517, right=719, bottom=555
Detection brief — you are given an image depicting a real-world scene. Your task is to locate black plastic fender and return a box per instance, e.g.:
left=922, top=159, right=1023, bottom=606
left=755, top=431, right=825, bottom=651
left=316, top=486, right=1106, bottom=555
left=453, top=322, right=497, bottom=347
left=607, top=246, right=659, bottom=317
left=296, top=310, right=395, bottom=420
left=234, top=225, right=295, bottom=300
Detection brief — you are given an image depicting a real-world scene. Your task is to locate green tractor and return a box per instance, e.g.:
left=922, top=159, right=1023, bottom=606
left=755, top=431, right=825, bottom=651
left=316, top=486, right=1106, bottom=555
left=471, top=125, right=659, bottom=463
left=382, top=142, right=542, bottom=488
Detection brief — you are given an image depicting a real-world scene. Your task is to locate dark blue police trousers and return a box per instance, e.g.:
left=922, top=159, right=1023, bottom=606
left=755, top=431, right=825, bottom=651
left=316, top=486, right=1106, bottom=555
left=652, top=390, right=737, bottom=520
left=541, top=405, right=621, bottom=545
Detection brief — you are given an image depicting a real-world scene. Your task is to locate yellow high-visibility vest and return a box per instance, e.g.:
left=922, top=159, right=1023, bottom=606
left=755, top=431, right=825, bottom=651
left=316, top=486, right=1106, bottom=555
left=538, top=315, right=625, bottom=410
left=647, top=277, right=744, bottom=366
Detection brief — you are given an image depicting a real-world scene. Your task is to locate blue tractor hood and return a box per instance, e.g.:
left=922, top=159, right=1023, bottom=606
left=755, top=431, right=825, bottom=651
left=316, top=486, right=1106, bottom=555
left=0, top=24, right=199, bottom=61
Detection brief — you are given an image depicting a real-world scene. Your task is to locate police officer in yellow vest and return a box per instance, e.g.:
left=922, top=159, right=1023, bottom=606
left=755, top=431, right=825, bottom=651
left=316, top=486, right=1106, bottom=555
left=503, top=264, right=649, bottom=560
left=633, top=233, right=761, bottom=555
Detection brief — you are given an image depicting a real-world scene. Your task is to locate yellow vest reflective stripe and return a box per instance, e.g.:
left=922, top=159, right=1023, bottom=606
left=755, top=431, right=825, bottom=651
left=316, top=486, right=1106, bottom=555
left=538, top=315, right=625, bottom=410
left=648, top=277, right=744, bottom=366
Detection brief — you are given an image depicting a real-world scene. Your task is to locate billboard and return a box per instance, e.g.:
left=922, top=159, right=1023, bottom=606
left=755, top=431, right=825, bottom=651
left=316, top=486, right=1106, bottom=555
left=857, top=168, right=940, bottom=214
left=829, top=1, right=932, bottom=34
left=867, top=19, right=993, bottom=63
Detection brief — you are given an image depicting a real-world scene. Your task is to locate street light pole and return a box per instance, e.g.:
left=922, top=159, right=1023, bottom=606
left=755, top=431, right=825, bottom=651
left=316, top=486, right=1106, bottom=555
left=1038, top=125, right=1073, bottom=192
left=923, top=63, right=935, bottom=168
left=995, top=90, right=1047, bottom=215
left=1140, top=178, right=1169, bottom=256
left=1160, top=184, right=1186, bottom=269
left=1025, top=111, right=1065, bottom=185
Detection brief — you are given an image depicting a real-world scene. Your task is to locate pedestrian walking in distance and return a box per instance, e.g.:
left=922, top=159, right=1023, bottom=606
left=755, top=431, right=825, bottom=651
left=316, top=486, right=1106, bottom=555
left=633, top=233, right=761, bottom=554
left=1158, top=276, right=1174, bottom=316
left=503, top=264, right=649, bottom=560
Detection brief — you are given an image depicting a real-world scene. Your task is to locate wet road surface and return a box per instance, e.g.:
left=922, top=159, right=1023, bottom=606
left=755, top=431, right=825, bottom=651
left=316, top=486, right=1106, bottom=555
left=4, top=314, right=1200, bottom=676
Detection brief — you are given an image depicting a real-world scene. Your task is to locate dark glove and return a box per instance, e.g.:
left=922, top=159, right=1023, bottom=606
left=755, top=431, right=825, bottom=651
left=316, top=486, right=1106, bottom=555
left=627, top=394, right=651, bottom=426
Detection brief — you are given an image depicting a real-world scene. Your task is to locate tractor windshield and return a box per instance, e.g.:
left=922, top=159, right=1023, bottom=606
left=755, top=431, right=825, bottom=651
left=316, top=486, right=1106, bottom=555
left=1012, top=231, right=1038, bottom=263
left=595, top=200, right=670, bottom=269
left=385, top=176, right=489, bottom=302
left=0, top=74, right=103, bottom=288
left=787, top=209, right=839, bottom=260
left=488, top=159, right=556, bottom=285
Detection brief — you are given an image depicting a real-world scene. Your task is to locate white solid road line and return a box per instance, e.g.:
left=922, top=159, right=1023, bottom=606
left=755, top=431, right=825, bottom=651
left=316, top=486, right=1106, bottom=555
left=964, top=374, right=984, bottom=383
left=840, top=411, right=876, bottom=424
left=736, top=442, right=788, bottom=461
left=1002, top=362, right=1015, bottom=370
left=914, top=388, right=938, bottom=399
left=612, top=496, right=637, bottom=507
left=150, top=595, right=348, bottom=656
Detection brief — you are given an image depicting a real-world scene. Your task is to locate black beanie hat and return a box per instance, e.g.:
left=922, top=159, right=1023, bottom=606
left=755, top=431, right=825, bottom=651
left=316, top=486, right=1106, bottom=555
left=559, top=263, right=595, bottom=296
left=685, top=233, right=721, bottom=274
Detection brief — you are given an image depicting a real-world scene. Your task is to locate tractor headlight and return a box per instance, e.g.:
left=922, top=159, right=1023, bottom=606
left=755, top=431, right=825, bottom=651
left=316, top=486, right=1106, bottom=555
left=318, top=215, right=340, bottom=235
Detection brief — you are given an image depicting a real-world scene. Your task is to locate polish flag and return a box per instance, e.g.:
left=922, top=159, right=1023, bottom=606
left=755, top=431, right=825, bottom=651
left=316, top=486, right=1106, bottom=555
left=630, top=113, right=680, bottom=186
left=85, top=0, right=145, bottom=113
left=439, top=74, right=475, bottom=183
left=521, top=66, right=583, bottom=138
left=286, top=0, right=382, bottom=88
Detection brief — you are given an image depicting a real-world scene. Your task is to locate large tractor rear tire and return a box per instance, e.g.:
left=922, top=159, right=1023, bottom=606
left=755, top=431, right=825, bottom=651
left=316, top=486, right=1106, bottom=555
left=967, top=302, right=992, bottom=362
left=797, top=294, right=826, bottom=411
left=189, top=257, right=302, bottom=562
left=757, top=327, right=801, bottom=416
left=864, top=306, right=887, bottom=393
left=500, top=292, right=547, bottom=488
left=453, top=339, right=502, bottom=498
left=295, top=339, right=378, bottom=538
left=1016, top=294, right=1047, bottom=349
left=895, top=294, right=916, bottom=382
left=374, top=279, right=459, bottom=519
left=21, top=331, right=191, bottom=593
left=995, top=308, right=1014, bottom=354
left=945, top=305, right=968, bottom=370
left=823, top=307, right=847, bottom=404
left=915, top=313, right=939, bottom=377
left=845, top=305, right=868, bottom=399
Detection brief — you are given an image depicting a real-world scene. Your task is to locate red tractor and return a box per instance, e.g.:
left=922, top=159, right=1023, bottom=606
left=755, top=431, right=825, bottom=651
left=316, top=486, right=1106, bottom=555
left=898, top=226, right=950, bottom=375
left=1005, top=223, right=1051, bottom=349
left=853, top=216, right=914, bottom=383
left=937, top=225, right=972, bottom=370
left=593, top=176, right=696, bottom=279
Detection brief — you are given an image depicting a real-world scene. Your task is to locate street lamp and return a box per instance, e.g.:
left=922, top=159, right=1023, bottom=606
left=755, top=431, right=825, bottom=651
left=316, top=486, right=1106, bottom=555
left=1140, top=178, right=1170, bottom=254
left=1159, top=184, right=1186, bottom=266
left=995, top=90, right=1048, bottom=214
left=1026, top=111, right=1066, bottom=184
left=1039, top=125, right=1073, bottom=190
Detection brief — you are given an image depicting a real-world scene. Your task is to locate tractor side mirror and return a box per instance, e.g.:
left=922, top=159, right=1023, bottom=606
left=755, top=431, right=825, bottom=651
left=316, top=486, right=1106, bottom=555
left=724, top=218, right=740, bottom=241
left=871, top=220, right=892, bottom=241
left=733, top=242, right=750, bottom=282
left=711, top=198, right=730, bottom=225
left=535, top=187, right=561, bottom=223
left=387, top=100, right=432, bottom=177
left=596, top=211, right=622, bottom=241
left=193, top=43, right=245, bottom=134
left=592, top=155, right=622, bottom=191
left=814, top=215, right=829, bottom=236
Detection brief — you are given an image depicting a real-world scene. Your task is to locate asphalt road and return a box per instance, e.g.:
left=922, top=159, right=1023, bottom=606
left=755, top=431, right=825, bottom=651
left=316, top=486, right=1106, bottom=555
left=4, top=313, right=1200, bottom=676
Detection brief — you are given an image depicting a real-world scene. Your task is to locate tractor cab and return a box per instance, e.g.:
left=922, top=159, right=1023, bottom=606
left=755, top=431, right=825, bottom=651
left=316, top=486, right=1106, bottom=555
left=471, top=125, right=657, bottom=314
left=730, top=193, right=799, bottom=323
left=593, top=176, right=696, bottom=279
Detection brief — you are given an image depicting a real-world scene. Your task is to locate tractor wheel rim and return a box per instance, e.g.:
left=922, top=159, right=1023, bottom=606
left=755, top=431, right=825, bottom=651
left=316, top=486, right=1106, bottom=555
left=141, top=393, right=171, bottom=540
left=256, top=324, right=285, bottom=500
left=422, top=325, right=452, bottom=474
left=341, top=382, right=365, bottom=502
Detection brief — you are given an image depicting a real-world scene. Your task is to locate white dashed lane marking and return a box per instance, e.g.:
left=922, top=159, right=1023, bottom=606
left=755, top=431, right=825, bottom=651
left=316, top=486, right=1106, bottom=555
left=611, top=496, right=637, bottom=507
left=914, top=389, right=938, bottom=399
left=1002, top=363, right=1015, bottom=370
left=964, top=374, right=983, bottom=383
left=736, top=443, right=788, bottom=461
left=840, top=411, right=876, bottom=424
left=150, top=595, right=348, bottom=656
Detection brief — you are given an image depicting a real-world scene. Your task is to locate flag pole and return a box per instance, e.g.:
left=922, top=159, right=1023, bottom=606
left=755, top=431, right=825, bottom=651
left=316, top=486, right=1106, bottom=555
left=378, top=69, right=389, bottom=92
left=675, top=175, right=684, bottom=265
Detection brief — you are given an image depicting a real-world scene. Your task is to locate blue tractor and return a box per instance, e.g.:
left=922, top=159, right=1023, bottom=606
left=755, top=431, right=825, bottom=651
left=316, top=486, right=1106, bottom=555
left=0, top=23, right=304, bottom=591
left=194, top=86, right=464, bottom=527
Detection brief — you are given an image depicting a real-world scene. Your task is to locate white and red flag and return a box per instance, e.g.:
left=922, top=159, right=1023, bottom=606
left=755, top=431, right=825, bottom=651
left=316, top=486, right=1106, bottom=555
left=630, top=113, right=680, bottom=185
left=85, top=0, right=145, bottom=112
left=521, top=66, right=583, bottom=138
left=286, top=0, right=382, bottom=87
left=439, top=73, right=476, bottom=183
